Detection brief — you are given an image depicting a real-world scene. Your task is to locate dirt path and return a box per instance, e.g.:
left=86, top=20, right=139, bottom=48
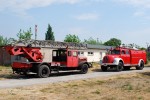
left=0, top=67, right=150, bottom=89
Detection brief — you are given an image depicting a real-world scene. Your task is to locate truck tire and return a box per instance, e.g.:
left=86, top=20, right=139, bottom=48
left=101, top=65, right=107, bottom=71
left=80, top=64, right=88, bottom=74
left=136, top=61, right=144, bottom=70
left=37, top=65, right=50, bottom=78
left=116, top=62, right=123, bottom=71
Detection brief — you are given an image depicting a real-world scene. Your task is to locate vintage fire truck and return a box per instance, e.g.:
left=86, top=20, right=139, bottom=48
left=5, top=40, right=89, bottom=78
left=101, top=47, right=147, bottom=71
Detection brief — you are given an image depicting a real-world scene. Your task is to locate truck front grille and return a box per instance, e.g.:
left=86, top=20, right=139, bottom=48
left=103, top=56, right=108, bottom=63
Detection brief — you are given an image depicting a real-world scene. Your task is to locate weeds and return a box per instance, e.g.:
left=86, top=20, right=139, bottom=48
left=91, top=89, right=101, bottom=94
left=138, top=96, right=143, bottom=100
left=40, top=88, right=53, bottom=93
left=121, top=82, right=133, bottom=90
left=145, top=87, right=150, bottom=92
left=8, top=90, right=16, bottom=95
left=96, top=80, right=105, bottom=85
left=67, top=83, right=79, bottom=87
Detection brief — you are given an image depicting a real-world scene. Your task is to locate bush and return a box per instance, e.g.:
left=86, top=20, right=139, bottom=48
left=146, top=52, right=150, bottom=61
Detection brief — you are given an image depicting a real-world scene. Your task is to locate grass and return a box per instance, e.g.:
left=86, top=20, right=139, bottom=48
left=121, top=82, right=133, bottom=90
left=91, top=89, right=101, bottom=94
left=0, top=64, right=149, bottom=100
left=89, top=62, right=101, bottom=72
left=145, top=62, right=150, bottom=67
left=0, top=66, right=21, bottom=80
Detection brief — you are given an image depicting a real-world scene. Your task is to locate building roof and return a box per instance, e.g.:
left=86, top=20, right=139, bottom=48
left=4, top=39, right=113, bottom=50
left=86, top=44, right=113, bottom=50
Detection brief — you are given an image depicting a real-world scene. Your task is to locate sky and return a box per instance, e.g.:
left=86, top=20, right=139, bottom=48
left=0, top=0, right=150, bottom=47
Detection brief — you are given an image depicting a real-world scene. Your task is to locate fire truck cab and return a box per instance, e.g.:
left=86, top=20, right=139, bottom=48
left=101, top=47, right=147, bottom=71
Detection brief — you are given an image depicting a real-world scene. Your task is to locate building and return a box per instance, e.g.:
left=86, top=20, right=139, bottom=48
left=78, top=44, right=112, bottom=63
left=0, top=46, right=11, bottom=66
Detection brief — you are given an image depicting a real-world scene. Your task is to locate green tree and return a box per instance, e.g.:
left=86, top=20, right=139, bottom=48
left=45, top=24, right=55, bottom=41
left=147, top=52, right=150, bottom=60
left=140, top=47, right=146, bottom=50
left=0, top=35, right=14, bottom=46
left=0, top=35, right=4, bottom=46
left=17, top=28, right=32, bottom=40
left=64, top=34, right=81, bottom=43
left=83, top=37, right=102, bottom=45
left=104, top=38, right=121, bottom=46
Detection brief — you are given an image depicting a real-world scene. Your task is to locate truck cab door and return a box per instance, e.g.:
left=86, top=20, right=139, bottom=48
left=67, top=51, right=78, bottom=67
left=121, top=50, right=130, bottom=65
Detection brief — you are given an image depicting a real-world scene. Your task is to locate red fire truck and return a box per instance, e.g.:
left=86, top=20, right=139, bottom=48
left=5, top=42, right=89, bottom=78
left=101, top=47, right=147, bottom=71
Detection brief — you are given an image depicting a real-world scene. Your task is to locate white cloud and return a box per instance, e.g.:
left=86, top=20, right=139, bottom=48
left=75, top=13, right=99, bottom=20
left=133, top=11, right=145, bottom=17
left=0, top=0, right=103, bottom=12
left=0, top=0, right=103, bottom=18
left=0, top=0, right=81, bottom=16
left=115, top=0, right=150, bottom=8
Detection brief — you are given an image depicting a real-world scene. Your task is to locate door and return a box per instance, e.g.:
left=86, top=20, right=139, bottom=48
left=67, top=50, right=78, bottom=67
left=121, top=50, right=130, bottom=65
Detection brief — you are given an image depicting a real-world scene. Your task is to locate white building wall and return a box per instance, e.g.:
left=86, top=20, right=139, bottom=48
left=79, top=49, right=107, bottom=63
left=40, top=48, right=54, bottom=62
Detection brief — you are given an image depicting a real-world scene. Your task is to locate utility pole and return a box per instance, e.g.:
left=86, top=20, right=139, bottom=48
left=35, top=25, right=37, bottom=40
left=146, top=42, right=149, bottom=52
left=97, top=38, right=99, bottom=43
left=146, top=42, right=149, bottom=48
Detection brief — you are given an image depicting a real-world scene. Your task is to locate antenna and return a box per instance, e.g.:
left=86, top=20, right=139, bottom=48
left=35, top=25, right=37, bottom=40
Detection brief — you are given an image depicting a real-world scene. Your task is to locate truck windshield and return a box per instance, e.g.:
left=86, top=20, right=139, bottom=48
left=110, top=50, right=120, bottom=55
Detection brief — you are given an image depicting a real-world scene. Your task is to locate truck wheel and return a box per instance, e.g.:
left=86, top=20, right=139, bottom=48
left=101, top=65, right=107, bottom=71
left=116, top=62, right=123, bottom=71
left=136, top=61, right=144, bottom=70
left=80, top=64, right=88, bottom=74
left=37, top=65, right=50, bottom=78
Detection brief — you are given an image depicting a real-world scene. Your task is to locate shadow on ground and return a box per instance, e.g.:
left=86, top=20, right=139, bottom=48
left=91, top=67, right=137, bottom=72
left=0, top=71, right=81, bottom=80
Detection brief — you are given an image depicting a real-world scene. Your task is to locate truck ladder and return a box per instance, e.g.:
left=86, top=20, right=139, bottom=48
left=9, top=39, right=87, bottom=49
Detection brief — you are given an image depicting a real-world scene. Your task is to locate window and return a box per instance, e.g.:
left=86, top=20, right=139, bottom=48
left=53, top=51, right=57, bottom=57
left=88, top=52, right=94, bottom=56
left=73, top=52, right=77, bottom=56
left=110, top=50, right=120, bottom=55
left=15, top=56, right=21, bottom=60
left=121, top=50, right=125, bottom=54
left=126, top=50, right=129, bottom=55
left=60, top=51, right=66, bottom=56
left=78, top=51, right=84, bottom=56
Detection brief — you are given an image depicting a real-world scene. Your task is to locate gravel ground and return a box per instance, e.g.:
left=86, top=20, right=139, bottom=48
left=0, top=67, right=150, bottom=89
